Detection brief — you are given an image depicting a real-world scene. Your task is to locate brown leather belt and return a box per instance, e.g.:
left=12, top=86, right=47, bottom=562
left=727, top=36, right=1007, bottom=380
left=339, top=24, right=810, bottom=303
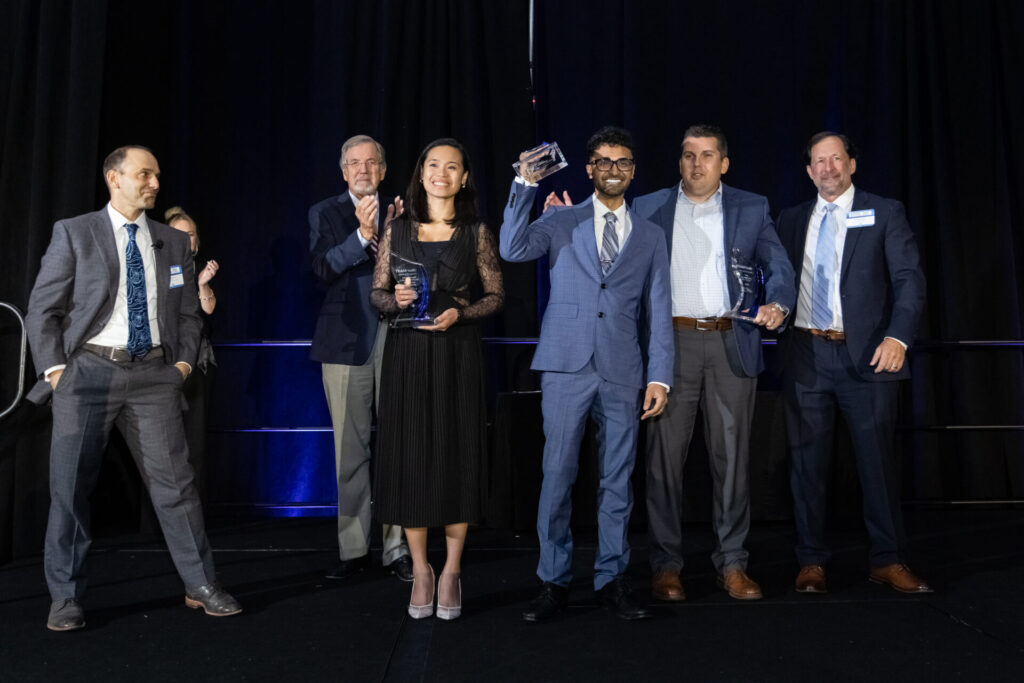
left=795, top=327, right=846, bottom=341
left=83, top=343, right=165, bottom=362
left=673, top=316, right=733, bottom=331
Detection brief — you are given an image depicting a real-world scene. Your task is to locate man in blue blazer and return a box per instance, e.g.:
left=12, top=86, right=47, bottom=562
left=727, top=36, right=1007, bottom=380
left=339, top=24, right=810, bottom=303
left=632, top=125, right=795, bottom=603
left=500, top=127, right=673, bottom=621
left=775, top=132, right=930, bottom=594
left=308, top=135, right=410, bottom=581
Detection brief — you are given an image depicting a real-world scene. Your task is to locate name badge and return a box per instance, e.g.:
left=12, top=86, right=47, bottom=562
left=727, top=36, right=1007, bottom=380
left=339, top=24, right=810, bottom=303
left=169, top=264, right=184, bottom=289
left=846, top=209, right=875, bottom=228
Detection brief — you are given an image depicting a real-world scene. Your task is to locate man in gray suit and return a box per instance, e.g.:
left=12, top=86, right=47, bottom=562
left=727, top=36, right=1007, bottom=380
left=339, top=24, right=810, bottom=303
left=26, top=145, right=241, bottom=631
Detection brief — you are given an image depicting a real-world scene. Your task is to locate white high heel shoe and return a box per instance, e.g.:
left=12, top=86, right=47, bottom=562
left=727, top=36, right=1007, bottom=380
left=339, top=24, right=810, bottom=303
left=408, top=565, right=435, bottom=619
left=436, top=572, right=462, bottom=620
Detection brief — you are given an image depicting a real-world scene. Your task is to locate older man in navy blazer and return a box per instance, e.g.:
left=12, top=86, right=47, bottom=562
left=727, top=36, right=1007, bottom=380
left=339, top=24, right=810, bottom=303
left=633, top=125, right=795, bottom=603
left=776, top=132, right=930, bottom=594
left=501, top=126, right=673, bottom=621
left=309, top=135, right=411, bottom=581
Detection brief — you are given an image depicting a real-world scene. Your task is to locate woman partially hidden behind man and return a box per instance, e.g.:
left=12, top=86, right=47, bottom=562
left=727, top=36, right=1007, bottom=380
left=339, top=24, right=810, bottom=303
left=371, top=138, right=504, bottom=620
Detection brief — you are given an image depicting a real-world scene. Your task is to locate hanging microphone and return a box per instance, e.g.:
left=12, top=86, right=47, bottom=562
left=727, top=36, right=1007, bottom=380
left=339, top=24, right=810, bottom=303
left=152, top=240, right=164, bottom=250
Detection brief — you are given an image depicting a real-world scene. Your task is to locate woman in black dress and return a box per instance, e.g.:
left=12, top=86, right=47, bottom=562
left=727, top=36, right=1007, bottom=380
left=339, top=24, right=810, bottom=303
left=370, top=139, right=504, bottom=620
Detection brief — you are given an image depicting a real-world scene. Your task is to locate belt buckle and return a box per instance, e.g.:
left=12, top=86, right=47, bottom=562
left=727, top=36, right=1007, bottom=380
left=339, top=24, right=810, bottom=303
left=695, top=317, right=716, bottom=332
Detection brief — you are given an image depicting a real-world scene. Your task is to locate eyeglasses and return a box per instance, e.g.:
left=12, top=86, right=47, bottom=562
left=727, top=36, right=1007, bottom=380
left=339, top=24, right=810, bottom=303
left=588, top=157, right=635, bottom=172
left=343, top=159, right=382, bottom=169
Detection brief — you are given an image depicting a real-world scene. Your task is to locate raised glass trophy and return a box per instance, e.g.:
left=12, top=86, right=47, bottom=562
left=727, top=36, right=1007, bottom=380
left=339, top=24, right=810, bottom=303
left=722, top=248, right=765, bottom=322
left=513, top=141, right=568, bottom=182
left=390, top=252, right=434, bottom=327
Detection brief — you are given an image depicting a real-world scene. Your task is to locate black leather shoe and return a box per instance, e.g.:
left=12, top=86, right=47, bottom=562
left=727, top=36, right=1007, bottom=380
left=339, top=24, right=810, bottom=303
left=522, top=582, right=568, bottom=622
left=47, top=598, right=85, bottom=632
left=385, top=555, right=414, bottom=582
left=184, top=582, right=243, bottom=616
left=325, top=554, right=370, bottom=580
left=597, top=578, right=652, bottom=620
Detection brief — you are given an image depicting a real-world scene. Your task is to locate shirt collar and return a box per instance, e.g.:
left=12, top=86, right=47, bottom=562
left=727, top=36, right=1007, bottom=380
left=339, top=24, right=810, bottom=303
left=593, top=194, right=627, bottom=224
left=106, top=203, right=149, bottom=232
left=677, top=181, right=723, bottom=207
left=815, top=184, right=855, bottom=213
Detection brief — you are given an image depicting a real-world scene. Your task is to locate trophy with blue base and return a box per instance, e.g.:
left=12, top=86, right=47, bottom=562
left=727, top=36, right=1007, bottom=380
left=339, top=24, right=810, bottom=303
left=390, top=252, right=434, bottom=328
left=722, top=248, right=765, bottom=323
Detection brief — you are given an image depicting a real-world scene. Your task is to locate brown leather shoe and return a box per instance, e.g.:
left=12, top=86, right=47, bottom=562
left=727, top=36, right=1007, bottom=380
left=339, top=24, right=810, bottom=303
left=651, top=570, right=685, bottom=602
left=795, top=565, right=827, bottom=593
left=717, top=568, right=763, bottom=600
left=868, top=563, right=933, bottom=593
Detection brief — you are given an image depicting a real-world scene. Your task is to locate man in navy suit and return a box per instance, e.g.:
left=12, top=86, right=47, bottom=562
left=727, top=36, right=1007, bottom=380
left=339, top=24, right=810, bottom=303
left=633, top=125, right=795, bottom=603
left=309, top=135, right=411, bottom=581
left=27, top=146, right=241, bottom=630
left=776, top=132, right=930, bottom=594
left=500, top=126, right=673, bottom=621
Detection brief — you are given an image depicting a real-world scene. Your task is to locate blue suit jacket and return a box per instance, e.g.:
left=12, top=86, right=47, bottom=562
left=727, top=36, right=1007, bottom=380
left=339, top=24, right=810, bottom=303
left=499, top=181, right=673, bottom=390
left=308, top=192, right=385, bottom=365
left=775, top=189, right=925, bottom=381
left=632, top=183, right=796, bottom=378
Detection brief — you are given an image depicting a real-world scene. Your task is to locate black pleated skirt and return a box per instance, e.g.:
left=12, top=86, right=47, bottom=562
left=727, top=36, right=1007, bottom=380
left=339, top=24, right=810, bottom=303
left=373, top=323, right=486, bottom=527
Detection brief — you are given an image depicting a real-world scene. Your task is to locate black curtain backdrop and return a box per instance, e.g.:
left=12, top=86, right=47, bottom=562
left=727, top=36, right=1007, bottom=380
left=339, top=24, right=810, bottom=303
left=2, top=0, right=1022, bottom=561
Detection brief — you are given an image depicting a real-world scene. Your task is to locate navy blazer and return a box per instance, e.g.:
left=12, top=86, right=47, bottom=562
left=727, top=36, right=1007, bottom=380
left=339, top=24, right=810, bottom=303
left=500, top=181, right=673, bottom=389
left=775, top=189, right=925, bottom=381
left=632, top=183, right=796, bottom=378
left=26, top=210, right=201, bottom=403
left=308, top=193, right=386, bottom=366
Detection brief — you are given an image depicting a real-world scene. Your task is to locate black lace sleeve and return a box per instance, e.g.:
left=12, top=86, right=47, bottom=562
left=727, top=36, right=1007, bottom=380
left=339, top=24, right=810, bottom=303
left=370, top=225, right=400, bottom=315
left=459, top=223, right=505, bottom=320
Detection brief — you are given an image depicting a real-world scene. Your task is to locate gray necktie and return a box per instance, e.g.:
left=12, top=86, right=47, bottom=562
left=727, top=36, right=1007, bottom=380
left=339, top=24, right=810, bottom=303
left=600, top=212, right=619, bottom=274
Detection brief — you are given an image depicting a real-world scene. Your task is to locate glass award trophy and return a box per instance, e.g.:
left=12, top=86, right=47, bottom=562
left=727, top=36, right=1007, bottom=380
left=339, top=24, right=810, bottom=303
left=390, top=252, right=434, bottom=327
left=722, top=248, right=765, bottom=322
left=513, top=141, right=568, bottom=182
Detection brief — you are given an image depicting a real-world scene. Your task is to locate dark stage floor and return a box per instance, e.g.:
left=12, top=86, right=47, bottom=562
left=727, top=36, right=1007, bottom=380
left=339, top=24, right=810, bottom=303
left=2, top=509, right=1023, bottom=682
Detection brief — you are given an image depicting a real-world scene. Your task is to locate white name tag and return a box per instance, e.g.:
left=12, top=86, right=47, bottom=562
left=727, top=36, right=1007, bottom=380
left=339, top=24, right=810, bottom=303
left=846, top=209, right=875, bottom=228
left=169, top=264, right=184, bottom=289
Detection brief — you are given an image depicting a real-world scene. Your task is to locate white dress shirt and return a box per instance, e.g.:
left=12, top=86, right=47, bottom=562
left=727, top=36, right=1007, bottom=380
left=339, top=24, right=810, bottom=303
left=670, top=182, right=729, bottom=317
left=89, top=203, right=162, bottom=347
left=793, top=184, right=855, bottom=331
left=592, top=193, right=630, bottom=260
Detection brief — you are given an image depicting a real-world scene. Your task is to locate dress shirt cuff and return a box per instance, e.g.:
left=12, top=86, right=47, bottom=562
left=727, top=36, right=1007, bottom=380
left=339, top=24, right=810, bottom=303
left=884, top=336, right=908, bottom=350
left=44, top=364, right=66, bottom=380
left=514, top=176, right=539, bottom=188
left=649, top=381, right=671, bottom=394
left=356, top=230, right=371, bottom=248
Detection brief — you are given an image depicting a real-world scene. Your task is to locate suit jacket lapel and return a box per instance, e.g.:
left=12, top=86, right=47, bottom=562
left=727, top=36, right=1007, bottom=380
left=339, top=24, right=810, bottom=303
left=840, top=190, right=865, bottom=286
left=152, top=222, right=171, bottom=338
left=792, top=201, right=815, bottom=295
left=721, top=184, right=739, bottom=255
left=656, top=189, right=676, bottom=252
left=91, top=211, right=120, bottom=304
left=572, top=199, right=601, bottom=278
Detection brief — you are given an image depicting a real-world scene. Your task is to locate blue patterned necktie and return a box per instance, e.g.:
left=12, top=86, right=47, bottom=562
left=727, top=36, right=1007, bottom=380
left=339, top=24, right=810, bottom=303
left=810, top=203, right=838, bottom=329
left=600, top=212, right=619, bottom=274
left=124, top=223, right=152, bottom=358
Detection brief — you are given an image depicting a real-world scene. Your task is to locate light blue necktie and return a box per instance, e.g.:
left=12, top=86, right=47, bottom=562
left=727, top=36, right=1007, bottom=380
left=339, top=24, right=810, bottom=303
left=600, top=212, right=619, bottom=274
left=124, top=223, right=152, bottom=358
left=810, top=204, right=838, bottom=329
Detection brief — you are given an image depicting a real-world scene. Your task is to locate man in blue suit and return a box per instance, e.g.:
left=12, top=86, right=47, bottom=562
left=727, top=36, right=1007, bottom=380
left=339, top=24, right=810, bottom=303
left=309, top=135, right=411, bottom=581
left=776, top=132, right=930, bottom=594
left=500, top=126, right=673, bottom=621
left=632, top=125, right=795, bottom=603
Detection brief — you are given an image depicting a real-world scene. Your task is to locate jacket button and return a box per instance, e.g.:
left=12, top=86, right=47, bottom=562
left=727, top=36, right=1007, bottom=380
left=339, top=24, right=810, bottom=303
left=598, top=312, right=604, bottom=318
left=601, top=283, right=607, bottom=289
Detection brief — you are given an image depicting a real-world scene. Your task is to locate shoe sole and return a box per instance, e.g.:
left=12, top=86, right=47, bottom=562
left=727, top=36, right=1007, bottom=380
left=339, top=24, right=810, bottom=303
left=652, top=591, right=685, bottom=602
left=46, top=621, right=86, bottom=632
left=521, top=607, right=566, bottom=622
left=868, top=576, right=934, bottom=594
left=185, top=597, right=243, bottom=616
left=795, top=585, right=827, bottom=594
